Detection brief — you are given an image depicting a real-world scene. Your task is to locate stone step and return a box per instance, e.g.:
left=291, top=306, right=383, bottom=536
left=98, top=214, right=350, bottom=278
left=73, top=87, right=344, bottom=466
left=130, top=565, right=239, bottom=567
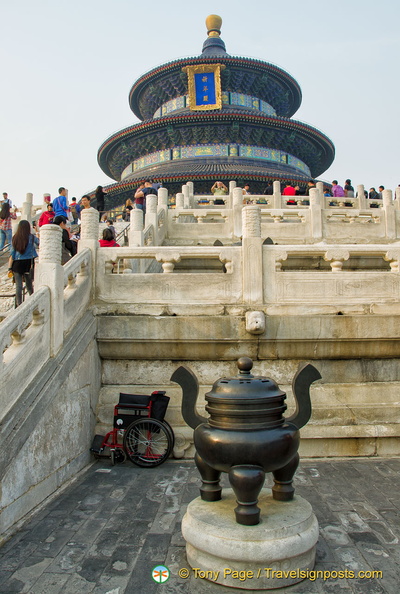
left=94, top=382, right=400, bottom=459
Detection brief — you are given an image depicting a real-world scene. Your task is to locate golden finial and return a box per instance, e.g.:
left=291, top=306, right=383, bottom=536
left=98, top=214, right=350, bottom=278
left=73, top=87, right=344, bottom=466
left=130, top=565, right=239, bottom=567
left=206, top=14, right=222, bottom=38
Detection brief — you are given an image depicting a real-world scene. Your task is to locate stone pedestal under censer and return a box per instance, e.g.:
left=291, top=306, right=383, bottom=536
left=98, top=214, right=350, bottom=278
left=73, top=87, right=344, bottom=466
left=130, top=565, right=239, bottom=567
left=182, top=488, right=318, bottom=590
left=172, top=356, right=322, bottom=589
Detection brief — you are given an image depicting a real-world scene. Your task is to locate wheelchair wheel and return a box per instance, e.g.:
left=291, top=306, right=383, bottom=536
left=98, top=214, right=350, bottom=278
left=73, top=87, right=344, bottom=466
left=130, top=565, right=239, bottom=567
left=123, top=418, right=173, bottom=467
left=111, top=448, right=127, bottom=465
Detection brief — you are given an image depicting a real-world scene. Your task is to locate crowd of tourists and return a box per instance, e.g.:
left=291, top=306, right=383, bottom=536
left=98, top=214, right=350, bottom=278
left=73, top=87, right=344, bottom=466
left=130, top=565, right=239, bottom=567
left=0, top=186, right=118, bottom=308
left=1, top=177, right=396, bottom=307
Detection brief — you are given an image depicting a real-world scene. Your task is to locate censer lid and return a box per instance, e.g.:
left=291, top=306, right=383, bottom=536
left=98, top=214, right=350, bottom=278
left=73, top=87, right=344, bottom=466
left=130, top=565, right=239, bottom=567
left=206, top=357, right=285, bottom=402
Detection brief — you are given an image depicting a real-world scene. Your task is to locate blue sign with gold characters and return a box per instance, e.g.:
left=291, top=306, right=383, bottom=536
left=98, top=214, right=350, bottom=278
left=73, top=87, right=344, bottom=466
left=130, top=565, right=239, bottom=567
left=194, top=72, right=216, bottom=105
left=183, top=63, right=223, bottom=111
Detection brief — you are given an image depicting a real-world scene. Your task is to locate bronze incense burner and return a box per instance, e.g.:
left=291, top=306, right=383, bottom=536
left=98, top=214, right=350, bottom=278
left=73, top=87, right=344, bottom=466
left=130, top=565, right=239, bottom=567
left=171, top=357, right=321, bottom=525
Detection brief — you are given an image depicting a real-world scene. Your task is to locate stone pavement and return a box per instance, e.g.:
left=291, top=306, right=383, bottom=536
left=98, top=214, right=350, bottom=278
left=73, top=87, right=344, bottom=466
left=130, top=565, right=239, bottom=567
left=0, top=457, right=399, bottom=593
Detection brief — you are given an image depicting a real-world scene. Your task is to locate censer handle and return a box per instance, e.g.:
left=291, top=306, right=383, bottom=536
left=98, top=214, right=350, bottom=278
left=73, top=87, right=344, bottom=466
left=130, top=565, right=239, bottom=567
left=170, top=365, right=208, bottom=430
left=286, top=363, right=321, bottom=429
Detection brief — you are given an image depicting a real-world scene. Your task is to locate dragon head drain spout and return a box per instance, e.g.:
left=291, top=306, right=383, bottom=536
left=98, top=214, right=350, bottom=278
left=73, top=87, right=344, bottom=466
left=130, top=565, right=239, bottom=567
left=171, top=358, right=321, bottom=526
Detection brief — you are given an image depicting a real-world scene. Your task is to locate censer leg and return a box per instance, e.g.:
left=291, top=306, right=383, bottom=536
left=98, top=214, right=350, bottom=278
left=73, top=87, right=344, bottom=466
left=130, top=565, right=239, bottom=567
left=195, top=452, right=222, bottom=501
left=272, top=453, right=299, bottom=501
left=229, top=465, right=265, bottom=526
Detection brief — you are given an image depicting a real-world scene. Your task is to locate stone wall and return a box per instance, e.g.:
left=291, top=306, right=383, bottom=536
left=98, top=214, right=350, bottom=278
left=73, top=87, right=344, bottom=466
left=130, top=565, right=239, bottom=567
left=0, top=211, right=100, bottom=539
left=97, top=356, right=400, bottom=460
left=0, top=312, right=100, bottom=538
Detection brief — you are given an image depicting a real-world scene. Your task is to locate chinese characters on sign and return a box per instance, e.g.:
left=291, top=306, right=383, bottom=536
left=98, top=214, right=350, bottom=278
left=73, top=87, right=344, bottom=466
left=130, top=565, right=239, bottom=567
left=183, top=64, right=223, bottom=111
left=194, top=73, right=216, bottom=105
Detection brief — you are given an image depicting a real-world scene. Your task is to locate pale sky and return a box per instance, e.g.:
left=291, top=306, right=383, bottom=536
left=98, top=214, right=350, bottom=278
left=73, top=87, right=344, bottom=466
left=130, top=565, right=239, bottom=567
left=1, top=0, right=399, bottom=207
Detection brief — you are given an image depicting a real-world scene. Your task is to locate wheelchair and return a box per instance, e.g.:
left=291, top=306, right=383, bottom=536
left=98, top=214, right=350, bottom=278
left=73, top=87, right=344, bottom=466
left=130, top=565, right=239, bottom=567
left=91, top=391, right=174, bottom=467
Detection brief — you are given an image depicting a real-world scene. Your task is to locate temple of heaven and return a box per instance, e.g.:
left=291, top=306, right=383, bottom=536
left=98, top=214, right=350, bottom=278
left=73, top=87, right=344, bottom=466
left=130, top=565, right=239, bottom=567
left=96, top=15, right=335, bottom=205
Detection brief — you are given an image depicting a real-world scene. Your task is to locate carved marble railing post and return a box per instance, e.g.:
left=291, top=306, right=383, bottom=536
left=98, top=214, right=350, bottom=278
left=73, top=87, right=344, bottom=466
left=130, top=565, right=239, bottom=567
left=242, top=205, right=263, bottom=304
left=157, top=188, right=168, bottom=242
left=158, top=187, right=168, bottom=208
left=129, top=209, right=144, bottom=272
left=394, top=186, right=400, bottom=210
left=309, top=188, right=322, bottom=241
left=78, top=207, right=99, bottom=295
left=316, top=181, right=324, bottom=202
left=21, top=193, right=33, bottom=223
left=176, top=193, right=184, bottom=209
left=145, top=194, right=158, bottom=244
left=35, top=224, right=64, bottom=355
left=129, top=209, right=144, bottom=246
left=186, top=181, right=195, bottom=207
left=273, top=180, right=282, bottom=209
left=357, top=184, right=367, bottom=209
left=42, top=193, right=51, bottom=211
left=182, top=184, right=191, bottom=209
left=233, top=187, right=243, bottom=239
left=227, top=180, right=236, bottom=209
left=382, top=189, right=395, bottom=239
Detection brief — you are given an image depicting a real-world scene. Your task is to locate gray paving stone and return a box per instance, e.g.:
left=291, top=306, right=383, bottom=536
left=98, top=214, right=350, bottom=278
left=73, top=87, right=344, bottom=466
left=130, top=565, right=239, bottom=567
left=349, top=578, right=387, bottom=594
left=338, top=511, right=370, bottom=532
left=349, top=482, right=396, bottom=511
left=348, top=531, right=381, bottom=545
left=352, top=502, right=383, bottom=522
left=93, top=576, right=132, bottom=594
left=181, top=484, right=200, bottom=503
left=0, top=578, right=25, bottom=593
left=164, top=543, right=188, bottom=580
left=100, top=543, right=140, bottom=579
left=45, top=542, right=89, bottom=573
left=384, top=543, right=400, bottom=564
left=31, top=529, right=73, bottom=558
left=367, top=521, right=399, bottom=546
left=294, top=486, right=339, bottom=525
left=117, top=519, right=151, bottom=548
left=387, top=497, right=400, bottom=511
left=16, top=515, right=61, bottom=544
left=60, top=573, right=96, bottom=594
left=0, top=570, right=12, bottom=582
left=315, top=535, right=336, bottom=563
left=0, top=530, right=27, bottom=554
left=380, top=459, right=400, bottom=472
left=353, top=541, right=396, bottom=572
left=332, top=545, right=376, bottom=573
left=28, top=571, right=70, bottom=594
left=0, top=541, right=38, bottom=571
left=89, top=530, right=122, bottom=558
left=0, top=458, right=399, bottom=593
left=124, top=533, right=172, bottom=593
left=364, top=569, right=400, bottom=594
left=77, top=556, right=109, bottom=583
left=64, top=517, right=108, bottom=547
left=321, top=491, right=355, bottom=513
left=148, top=511, right=179, bottom=535
left=9, top=557, right=53, bottom=592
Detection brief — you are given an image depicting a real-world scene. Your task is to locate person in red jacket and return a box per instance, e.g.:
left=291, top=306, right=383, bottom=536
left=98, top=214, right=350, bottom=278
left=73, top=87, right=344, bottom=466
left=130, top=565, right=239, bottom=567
left=282, top=183, right=296, bottom=196
left=99, top=228, right=120, bottom=247
left=38, top=203, right=55, bottom=227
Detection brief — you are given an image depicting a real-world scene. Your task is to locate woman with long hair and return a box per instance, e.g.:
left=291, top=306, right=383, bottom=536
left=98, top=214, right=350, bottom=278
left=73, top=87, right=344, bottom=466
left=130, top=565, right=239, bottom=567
left=8, top=220, right=39, bottom=306
left=99, top=227, right=120, bottom=247
left=0, top=201, right=18, bottom=252
left=95, top=185, right=107, bottom=220
left=123, top=197, right=133, bottom=221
